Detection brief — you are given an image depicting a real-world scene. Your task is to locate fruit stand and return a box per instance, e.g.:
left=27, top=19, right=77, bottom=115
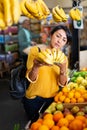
left=25, top=69, right=87, bottom=130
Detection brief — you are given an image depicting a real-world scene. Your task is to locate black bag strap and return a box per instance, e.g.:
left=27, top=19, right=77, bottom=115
left=38, top=47, right=41, bottom=52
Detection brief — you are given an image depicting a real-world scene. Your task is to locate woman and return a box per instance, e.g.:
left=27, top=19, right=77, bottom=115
left=22, top=24, right=72, bottom=122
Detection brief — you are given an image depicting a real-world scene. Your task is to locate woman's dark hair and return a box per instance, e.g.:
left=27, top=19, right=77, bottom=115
left=50, top=24, right=72, bottom=44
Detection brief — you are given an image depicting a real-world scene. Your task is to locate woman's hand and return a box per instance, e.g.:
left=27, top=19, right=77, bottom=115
left=33, top=59, right=52, bottom=68
left=54, top=60, right=67, bottom=74
left=54, top=60, right=67, bottom=86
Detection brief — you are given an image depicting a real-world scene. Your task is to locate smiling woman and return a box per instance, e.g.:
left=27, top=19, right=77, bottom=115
left=22, top=24, right=72, bottom=122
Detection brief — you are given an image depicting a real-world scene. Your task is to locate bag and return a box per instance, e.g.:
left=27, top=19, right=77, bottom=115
left=10, top=62, right=29, bottom=99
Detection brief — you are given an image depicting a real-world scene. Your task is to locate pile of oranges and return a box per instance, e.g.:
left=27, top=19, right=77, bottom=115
left=29, top=112, right=87, bottom=130
left=54, top=87, right=87, bottom=103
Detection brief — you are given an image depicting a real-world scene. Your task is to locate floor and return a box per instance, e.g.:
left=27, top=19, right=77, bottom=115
left=0, top=74, right=29, bottom=130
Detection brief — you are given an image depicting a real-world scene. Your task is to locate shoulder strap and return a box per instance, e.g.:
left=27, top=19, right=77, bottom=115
left=38, top=47, right=41, bottom=52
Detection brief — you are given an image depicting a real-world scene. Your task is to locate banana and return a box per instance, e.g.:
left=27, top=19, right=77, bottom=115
left=10, top=0, right=21, bottom=24
left=75, top=8, right=81, bottom=21
left=0, top=11, right=6, bottom=29
left=58, top=52, right=66, bottom=63
left=45, top=48, right=53, bottom=60
left=20, top=0, right=35, bottom=19
left=41, top=50, right=53, bottom=61
left=69, top=8, right=76, bottom=20
left=52, top=48, right=57, bottom=61
left=55, top=5, right=67, bottom=22
left=0, top=3, right=3, bottom=12
left=2, top=0, right=13, bottom=26
left=38, top=0, right=50, bottom=16
left=55, top=50, right=62, bottom=62
left=38, top=52, right=53, bottom=64
left=25, top=0, right=39, bottom=17
left=35, top=0, right=44, bottom=20
left=52, top=7, right=62, bottom=22
left=69, top=8, right=81, bottom=21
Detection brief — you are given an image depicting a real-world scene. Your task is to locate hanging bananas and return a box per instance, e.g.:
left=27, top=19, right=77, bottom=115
left=20, top=0, right=35, bottom=19
left=0, top=0, right=21, bottom=30
left=10, top=0, right=21, bottom=24
left=52, top=5, right=67, bottom=23
left=20, top=0, right=50, bottom=20
left=69, top=7, right=82, bottom=21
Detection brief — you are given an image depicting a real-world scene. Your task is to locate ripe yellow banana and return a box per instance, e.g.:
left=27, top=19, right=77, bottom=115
left=25, top=0, right=39, bottom=17
left=75, top=8, right=81, bottom=20
left=20, top=0, right=35, bottom=19
left=35, top=0, right=44, bottom=20
left=69, top=8, right=75, bottom=20
left=0, top=3, right=3, bottom=12
left=58, top=52, right=66, bottom=63
left=69, top=8, right=81, bottom=21
left=52, top=48, right=57, bottom=61
left=0, top=11, right=6, bottom=29
left=41, top=50, right=53, bottom=61
left=52, top=7, right=62, bottom=22
left=38, top=52, right=53, bottom=64
left=10, top=0, right=21, bottom=24
left=2, top=0, right=13, bottom=26
left=55, top=49, right=61, bottom=62
left=38, top=0, right=50, bottom=16
left=55, top=6, right=67, bottom=22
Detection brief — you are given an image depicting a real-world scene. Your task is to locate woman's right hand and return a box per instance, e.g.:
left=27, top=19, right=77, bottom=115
left=33, top=59, right=52, bottom=68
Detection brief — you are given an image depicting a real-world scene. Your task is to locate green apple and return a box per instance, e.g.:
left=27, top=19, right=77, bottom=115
left=56, top=103, right=64, bottom=112
left=76, top=111, right=85, bottom=116
left=71, top=106, right=80, bottom=114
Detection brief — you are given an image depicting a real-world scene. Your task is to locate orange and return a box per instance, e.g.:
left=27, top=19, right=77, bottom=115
left=54, top=94, right=59, bottom=102
left=38, top=125, right=49, bottom=130
left=62, top=87, right=69, bottom=93
left=57, top=117, right=69, bottom=127
left=65, top=114, right=75, bottom=123
left=70, top=97, right=77, bottom=103
left=68, top=91, right=74, bottom=99
left=64, top=97, right=70, bottom=103
left=53, top=112, right=64, bottom=122
left=77, top=97, right=85, bottom=103
left=83, top=93, right=87, bottom=101
left=76, top=116, right=87, bottom=128
left=74, top=91, right=81, bottom=99
left=37, top=118, right=43, bottom=124
left=43, top=113, right=53, bottom=120
left=43, top=118, right=54, bottom=129
left=59, top=95, right=66, bottom=102
left=51, top=125, right=60, bottom=130
left=59, top=126, right=69, bottom=130
left=69, top=118, right=83, bottom=130
left=30, top=122, right=42, bottom=130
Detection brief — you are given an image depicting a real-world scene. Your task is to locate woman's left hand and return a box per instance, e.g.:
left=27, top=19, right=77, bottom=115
left=54, top=60, right=67, bottom=73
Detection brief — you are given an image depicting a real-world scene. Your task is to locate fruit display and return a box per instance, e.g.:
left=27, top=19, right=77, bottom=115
left=0, top=0, right=21, bottom=30
left=28, top=102, right=87, bottom=130
left=69, top=7, right=82, bottom=21
left=37, top=48, right=66, bottom=65
left=20, top=0, right=50, bottom=20
left=52, top=5, right=67, bottom=23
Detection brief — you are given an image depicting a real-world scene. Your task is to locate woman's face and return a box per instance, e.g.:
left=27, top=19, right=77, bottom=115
left=50, top=29, right=67, bottom=49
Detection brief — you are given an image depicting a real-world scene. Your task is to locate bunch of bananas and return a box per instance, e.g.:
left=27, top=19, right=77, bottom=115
left=0, top=0, right=21, bottom=30
left=20, top=0, right=50, bottom=20
left=38, top=48, right=66, bottom=65
left=52, top=5, right=67, bottom=23
left=69, top=7, right=82, bottom=21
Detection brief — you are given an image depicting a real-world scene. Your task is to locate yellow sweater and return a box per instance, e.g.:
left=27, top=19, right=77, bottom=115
left=25, top=46, right=67, bottom=99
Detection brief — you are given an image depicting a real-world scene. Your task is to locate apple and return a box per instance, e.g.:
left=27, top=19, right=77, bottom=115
left=56, top=103, right=64, bottom=112
left=71, top=106, right=80, bottom=114
left=76, top=111, right=85, bottom=116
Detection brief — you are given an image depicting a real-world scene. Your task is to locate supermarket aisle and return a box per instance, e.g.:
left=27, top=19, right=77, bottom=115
left=0, top=77, right=28, bottom=130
